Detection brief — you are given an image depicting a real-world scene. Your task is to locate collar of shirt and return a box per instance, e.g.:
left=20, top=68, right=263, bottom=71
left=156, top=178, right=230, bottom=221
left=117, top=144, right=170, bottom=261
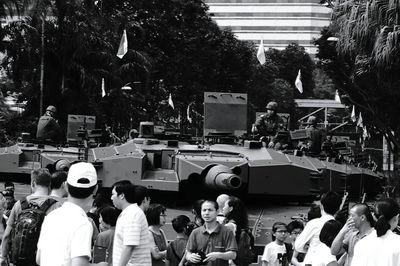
left=62, top=201, right=88, bottom=217
left=200, top=223, right=222, bottom=235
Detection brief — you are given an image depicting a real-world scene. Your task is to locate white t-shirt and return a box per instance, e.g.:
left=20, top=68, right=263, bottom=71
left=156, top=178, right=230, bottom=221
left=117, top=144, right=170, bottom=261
left=113, top=203, right=151, bottom=266
left=294, top=214, right=335, bottom=265
left=312, top=243, right=337, bottom=266
left=37, top=202, right=93, bottom=266
left=262, top=241, right=287, bottom=266
left=352, top=230, right=400, bottom=266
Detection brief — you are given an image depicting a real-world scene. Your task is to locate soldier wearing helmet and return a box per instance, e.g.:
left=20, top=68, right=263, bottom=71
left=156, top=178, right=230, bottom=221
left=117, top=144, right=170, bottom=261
left=36, top=105, right=63, bottom=142
left=303, top=116, right=324, bottom=156
left=253, top=101, right=284, bottom=148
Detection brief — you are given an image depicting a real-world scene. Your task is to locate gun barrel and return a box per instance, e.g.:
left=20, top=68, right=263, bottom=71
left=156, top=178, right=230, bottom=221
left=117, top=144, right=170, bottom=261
left=204, top=165, right=242, bottom=190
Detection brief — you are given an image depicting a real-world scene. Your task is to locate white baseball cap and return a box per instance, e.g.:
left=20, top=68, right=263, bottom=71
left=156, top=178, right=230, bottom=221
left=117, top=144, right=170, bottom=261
left=67, top=162, right=97, bottom=188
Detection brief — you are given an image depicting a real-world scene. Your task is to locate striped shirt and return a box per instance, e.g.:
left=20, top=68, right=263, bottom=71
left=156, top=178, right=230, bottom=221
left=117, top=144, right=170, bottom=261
left=113, top=203, right=151, bottom=266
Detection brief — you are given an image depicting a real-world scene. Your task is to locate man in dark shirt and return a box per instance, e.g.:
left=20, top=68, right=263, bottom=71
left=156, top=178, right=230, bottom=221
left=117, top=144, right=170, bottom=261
left=36, top=105, right=62, bottom=142
left=304, top=116, right=324, bottom=157
left=186, top=200, right=237, bottom=266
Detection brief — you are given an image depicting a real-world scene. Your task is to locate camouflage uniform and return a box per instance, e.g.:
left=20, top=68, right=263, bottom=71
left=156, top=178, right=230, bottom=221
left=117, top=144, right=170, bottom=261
left=255, top=114, right=284, bottom=148
left=36, top=114, right=62, bottom=142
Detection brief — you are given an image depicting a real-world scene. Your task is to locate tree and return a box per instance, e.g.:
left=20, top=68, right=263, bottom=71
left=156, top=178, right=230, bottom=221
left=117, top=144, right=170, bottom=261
left=315, top=0, right=400, bottom=150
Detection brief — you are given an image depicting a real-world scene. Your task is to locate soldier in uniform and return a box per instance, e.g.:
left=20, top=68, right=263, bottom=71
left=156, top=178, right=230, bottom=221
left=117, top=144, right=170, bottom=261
left=253, top=101, right=284, bottom=149
left=304, top=116, right=324, bottom=157
left=36, top=105, right=62, bottom=142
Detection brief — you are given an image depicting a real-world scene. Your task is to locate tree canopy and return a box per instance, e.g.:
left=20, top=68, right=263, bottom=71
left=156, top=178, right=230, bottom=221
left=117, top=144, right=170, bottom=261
left=315, top=0, right=400, bottom=150
left=1, top=0, right=316, bottom=139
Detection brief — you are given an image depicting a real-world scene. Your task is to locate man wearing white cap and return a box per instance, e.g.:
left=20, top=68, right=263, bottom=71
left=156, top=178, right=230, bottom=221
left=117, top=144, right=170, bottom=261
left=36, top=162, right=107, bottom=266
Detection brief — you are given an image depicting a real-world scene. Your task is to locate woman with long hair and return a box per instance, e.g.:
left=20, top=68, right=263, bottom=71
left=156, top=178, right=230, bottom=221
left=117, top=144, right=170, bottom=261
left=146, top=203, right=168, bottom=266
left=352, top=197, right=400, bottom=266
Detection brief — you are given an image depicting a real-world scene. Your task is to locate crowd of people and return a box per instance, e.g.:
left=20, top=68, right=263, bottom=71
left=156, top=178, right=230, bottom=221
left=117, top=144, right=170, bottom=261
left=0, top=164, right=399, bottom=266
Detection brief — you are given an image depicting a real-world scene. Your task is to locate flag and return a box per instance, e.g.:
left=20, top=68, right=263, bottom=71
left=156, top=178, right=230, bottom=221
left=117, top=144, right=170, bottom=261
left=351, top=105, right=356, bottom=122
left=168, top=93, right=174, bottom=109
left=363, top=126, right=369, bottom=140
left=187, top=104, right=192, bottom=123
left=357, top=112, right=363, bottom=128
left=335, top=90, right=341, bottom=103
left=295, top=69, right=303, bottom=93
left=256, top=39, right=265, bottom=65
left=101, top=78, right=106, bottom=97
left=117, top=29, right=128, bottom=59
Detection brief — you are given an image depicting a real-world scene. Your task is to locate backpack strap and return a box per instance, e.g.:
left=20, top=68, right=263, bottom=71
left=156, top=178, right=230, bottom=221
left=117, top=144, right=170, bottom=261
left=39, top=198, right=58, bottom=213
left=20, top=197, right=30, bottom=210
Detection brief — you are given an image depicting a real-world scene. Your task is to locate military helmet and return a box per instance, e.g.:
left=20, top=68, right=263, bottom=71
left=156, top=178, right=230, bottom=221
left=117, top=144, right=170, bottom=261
left=306, top=115, right=317, bottom=125
left=266, top=101, right=278, bottom=111
left=46, top=105, right=57, bottom=113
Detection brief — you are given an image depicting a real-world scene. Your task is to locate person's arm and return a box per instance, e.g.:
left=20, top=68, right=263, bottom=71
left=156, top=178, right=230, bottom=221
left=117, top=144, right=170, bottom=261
left=262, top=261, right=269, bottom=266
left=186, top=251, right=202, bottom=264
left=290, top=250, right=302, bottom=266
left=70, top=256, right=108, bottom=266
left=148, top=231, right=167, bottom=260
left=331, top=218, right=354, bottom=256
left=294, top=221, right=315, bottom=253
left=118, top=245, right=136, bottom=266
left=204, top=251, right=236, bottom=262
left=0, top=201, right=19, bottom=265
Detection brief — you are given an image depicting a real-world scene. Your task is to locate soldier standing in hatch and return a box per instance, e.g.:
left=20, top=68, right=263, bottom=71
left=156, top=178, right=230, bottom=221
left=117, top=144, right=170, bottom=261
left=303, top=116, right=324, bottom=157
left=36, top=105, right=63, bottom=143
left=253, top=101, right=284, bottom=149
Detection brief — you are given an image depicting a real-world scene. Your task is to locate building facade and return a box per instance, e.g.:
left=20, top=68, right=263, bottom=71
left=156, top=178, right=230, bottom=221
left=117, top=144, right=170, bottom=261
left=205, top=0, right=331, bottom=55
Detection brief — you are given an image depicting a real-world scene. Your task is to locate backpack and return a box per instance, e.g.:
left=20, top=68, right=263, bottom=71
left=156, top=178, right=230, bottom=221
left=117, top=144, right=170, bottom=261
left=11, top=197, right=57, bottom=265
left=233, top=228, right=257, bottom=266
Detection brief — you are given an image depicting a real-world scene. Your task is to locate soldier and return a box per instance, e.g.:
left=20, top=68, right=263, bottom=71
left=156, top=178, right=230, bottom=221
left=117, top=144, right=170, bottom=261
left=36, top=105, right=62, bottom=142
left=304, top=116, right=324, bottom=157
left=253, top=101, right=284, bottom=148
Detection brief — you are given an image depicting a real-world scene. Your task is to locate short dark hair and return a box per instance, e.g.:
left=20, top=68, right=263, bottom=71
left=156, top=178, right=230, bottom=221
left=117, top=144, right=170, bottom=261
left=31, top=168, right=51, bottom=187
left=67, top=184, right=96, bottom=199
left=100, top=206, right=121, bottom=227
left=320, top=191, right=341, bottom=215
left=145, top=203, right=166, bottom=226
left=112, top=181, right=136, bottom=203
left=320, top=220, right=342, bottom=247
left=133, top=185, right=150, bottom=205
left=172, top=215, right=191, bottom=234
left=308, top=203, right=322, bottom=221
left=50, top=171, right=67, bottom=190
left=287, top=220, right=304, bottom=233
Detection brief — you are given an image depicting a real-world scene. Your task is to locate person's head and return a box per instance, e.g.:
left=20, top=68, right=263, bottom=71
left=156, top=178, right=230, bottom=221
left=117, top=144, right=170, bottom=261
left=319, top=220, right=343, bottom=248
left=223, top=196, right=248, bottom=230
left=201, top=200, right=218, bottom=223
left=266, top=101, right=278, bottom=116
left=66, top=162, right=98, bottom=199
left=374, top=197, right=400, bottom=237
left=4, top=181, right=14, bottom=191
left=216, top=194, right=230, bottom=211
left=145, top=203, right=167, bottom=227
left=99, top=206, right=121, bottom=231
left=308, top=203, right=322, bottom=221
left=50, top=171, right=67, bottom=194
left=306, top=116, right=317, bottom=127
left=31, top=168, right=52, bottom=190
left=133, top=185, right=151, bottom=211
left=287, top=220, right=304, bottom=242
left=111, top=180, right=135, bottom=209
left=271, top=222, right=288, bottom=243
left=192, top=199, right=205, bottom=224
left=172, top=215, right=191, bottom=235
left=320, top=191, right=341, bottom=215
left=92, top=192, right=112, bottom=214
left=349, top=203, right=375, bottom=229
left=45, top=105, right=56, bottom=116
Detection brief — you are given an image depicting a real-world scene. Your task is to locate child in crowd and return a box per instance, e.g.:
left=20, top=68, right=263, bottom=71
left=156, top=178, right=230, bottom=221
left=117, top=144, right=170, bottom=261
left=165, top=215, right=195, bottom=266
left=287, top=220, right=305, bottom=266
left=262, top=222, right=289, bottom=266
left=94, top=206, right=121, bottom=265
